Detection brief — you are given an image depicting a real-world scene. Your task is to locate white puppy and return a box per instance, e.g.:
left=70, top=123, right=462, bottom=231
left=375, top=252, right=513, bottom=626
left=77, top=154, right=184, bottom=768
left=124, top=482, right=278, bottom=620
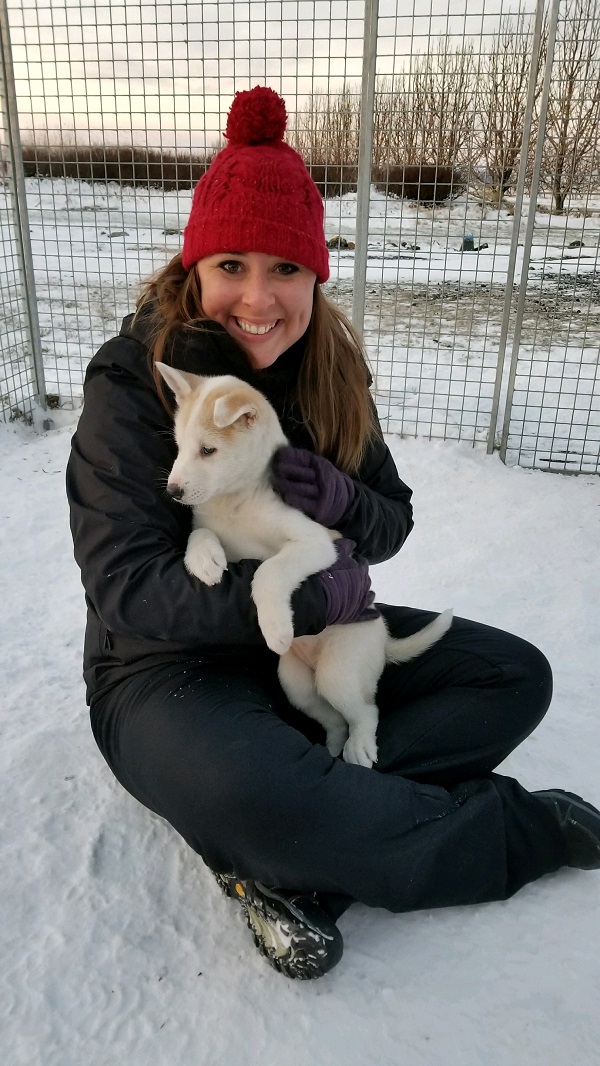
left=157, top=363, right=452, bottom=768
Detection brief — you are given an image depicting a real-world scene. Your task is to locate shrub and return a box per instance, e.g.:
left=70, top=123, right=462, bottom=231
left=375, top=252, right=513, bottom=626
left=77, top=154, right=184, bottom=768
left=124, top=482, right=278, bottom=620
left=21, top=144, right=213, bottom=190
left=306, top=163, right=358, bottom=198
left=372, top=163, right=464, bottom=203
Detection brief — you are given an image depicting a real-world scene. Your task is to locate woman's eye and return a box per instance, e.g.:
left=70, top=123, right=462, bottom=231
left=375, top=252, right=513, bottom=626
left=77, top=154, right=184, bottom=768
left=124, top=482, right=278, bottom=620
left=219, top=260, right=242, bottom=274
left=276, top=262, right=299, bottom=275
left=200, top=446, right=217, bottom=457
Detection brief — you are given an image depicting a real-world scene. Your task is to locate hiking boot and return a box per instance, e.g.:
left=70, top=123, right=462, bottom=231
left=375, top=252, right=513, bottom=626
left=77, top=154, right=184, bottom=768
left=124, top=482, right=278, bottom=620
left=533, top=789, right=600, bottom=870
left=213, top=873, right=343, bottom=979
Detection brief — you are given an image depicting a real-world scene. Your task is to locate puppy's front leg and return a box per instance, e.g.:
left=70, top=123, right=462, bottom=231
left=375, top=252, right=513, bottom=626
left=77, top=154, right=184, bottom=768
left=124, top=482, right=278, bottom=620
left=185, top=527, right=228, bottom=585
left=252, top=536, right=337, bottom=654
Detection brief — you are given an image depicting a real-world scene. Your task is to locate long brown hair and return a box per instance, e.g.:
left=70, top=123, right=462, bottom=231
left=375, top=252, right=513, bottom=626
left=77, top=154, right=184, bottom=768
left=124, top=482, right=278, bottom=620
left=135, top=253, right=378, bottom=473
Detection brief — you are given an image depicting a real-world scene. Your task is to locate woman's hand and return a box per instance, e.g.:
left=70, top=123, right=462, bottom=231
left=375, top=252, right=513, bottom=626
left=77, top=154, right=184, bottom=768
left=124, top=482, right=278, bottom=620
left=317, top=538, right=379, bottom=625
left=271, top=446, right=355, bottom=527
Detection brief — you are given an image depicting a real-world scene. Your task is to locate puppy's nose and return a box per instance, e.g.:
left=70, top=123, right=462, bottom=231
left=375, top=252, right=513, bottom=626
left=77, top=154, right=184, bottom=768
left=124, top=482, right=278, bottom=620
left=167, top=482, right=184, bottom=500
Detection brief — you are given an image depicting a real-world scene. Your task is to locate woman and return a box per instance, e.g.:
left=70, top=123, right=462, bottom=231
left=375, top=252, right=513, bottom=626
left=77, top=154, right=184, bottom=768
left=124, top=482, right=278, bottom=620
left=67, top=86, right=600, bottom=981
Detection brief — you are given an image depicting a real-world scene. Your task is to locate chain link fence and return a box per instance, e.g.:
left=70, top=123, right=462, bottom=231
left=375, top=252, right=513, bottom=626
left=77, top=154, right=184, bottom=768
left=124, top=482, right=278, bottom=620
left=1, top=0, right=599, bottom=474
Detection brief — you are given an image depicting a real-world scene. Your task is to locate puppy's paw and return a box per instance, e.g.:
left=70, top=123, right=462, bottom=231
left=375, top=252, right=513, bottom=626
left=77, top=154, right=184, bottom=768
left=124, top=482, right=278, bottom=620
left=343, top=729, right=378, bottom=769
left=260, top=617, right=295, bottom=655
left=185, top=531, right=228, bottom=585
left=185, top=547, right=226, bottom=585
left=253, top=600, right=293, bottom=654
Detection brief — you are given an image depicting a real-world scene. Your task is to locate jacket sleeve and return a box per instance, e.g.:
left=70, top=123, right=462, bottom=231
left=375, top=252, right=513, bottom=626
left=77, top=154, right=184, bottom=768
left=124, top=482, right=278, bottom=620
left=66, top=337, right=327, bottom=649
left=333, top=412, right=414, bottom=564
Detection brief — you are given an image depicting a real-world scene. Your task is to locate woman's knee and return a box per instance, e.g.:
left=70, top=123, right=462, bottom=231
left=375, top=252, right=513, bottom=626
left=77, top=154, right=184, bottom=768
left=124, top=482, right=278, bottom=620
left=449, top=619, right=553, bottom=741
left=496, top=629, right=553, bottom=731
left=437, top=613, right=553, bottom=726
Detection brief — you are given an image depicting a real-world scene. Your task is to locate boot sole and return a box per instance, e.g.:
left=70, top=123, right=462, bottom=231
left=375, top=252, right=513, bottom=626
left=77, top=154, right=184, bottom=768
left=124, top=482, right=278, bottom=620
left=214, top=875, right=343, bottom=979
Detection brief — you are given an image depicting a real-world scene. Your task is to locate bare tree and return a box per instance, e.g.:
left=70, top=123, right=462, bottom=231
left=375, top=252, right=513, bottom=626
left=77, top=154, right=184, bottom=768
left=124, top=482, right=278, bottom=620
left=373, top=73, right=427, bottom=167
left=372, top=42, right=476, bottom=170
left=541, top=0, right=600, bottom=213
left=415, top=38, right=477, bottom=168
left=290, top=84, right=359, bottom=166
left=373, top=76, right=401, bottom=169
left=475, top=12, right=547, bottom=202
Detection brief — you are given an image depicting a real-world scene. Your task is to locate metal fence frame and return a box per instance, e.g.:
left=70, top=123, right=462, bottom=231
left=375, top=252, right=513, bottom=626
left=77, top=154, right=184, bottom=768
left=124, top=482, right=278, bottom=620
left=0, top=0, right=45, bottom=420
left=1, top=0, right=599, bottom=474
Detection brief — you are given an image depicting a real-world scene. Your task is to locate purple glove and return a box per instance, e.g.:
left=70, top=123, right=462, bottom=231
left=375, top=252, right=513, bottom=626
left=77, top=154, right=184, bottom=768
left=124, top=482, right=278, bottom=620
left=318, top=539, right=380, bottom=626
left=272, top=446, right=355, bottom=527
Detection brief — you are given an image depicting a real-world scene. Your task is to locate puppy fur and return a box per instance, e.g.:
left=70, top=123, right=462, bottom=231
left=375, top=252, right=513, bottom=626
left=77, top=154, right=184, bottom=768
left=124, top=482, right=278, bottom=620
left=158, top=362, right=452, bottom=768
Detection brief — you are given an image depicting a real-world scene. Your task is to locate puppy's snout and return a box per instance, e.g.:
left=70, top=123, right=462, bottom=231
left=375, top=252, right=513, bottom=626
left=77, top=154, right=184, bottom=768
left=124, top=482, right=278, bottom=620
left=167, top=482, right=185, bottom=501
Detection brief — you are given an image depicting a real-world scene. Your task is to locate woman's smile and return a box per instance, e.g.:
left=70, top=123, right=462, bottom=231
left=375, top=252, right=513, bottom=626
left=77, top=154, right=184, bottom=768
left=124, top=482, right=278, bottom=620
left=234, top=317, right=279, bottom=335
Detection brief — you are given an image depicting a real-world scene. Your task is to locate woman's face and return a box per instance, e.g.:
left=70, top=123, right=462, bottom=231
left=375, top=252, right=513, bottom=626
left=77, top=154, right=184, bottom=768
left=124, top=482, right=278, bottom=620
left=195, top=251, right=316, bottom=370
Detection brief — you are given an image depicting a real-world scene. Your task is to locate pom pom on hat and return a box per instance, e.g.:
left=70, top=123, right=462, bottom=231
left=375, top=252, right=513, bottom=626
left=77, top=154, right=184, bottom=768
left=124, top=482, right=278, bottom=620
left=181, top=86, right=330, bottom=283
left=225, top=86, right=287, bottom=145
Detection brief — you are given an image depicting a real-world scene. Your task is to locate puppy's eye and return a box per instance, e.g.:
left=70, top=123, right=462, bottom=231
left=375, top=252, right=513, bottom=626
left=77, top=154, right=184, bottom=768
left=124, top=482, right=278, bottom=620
left=200, top=446, right=217, bottom=457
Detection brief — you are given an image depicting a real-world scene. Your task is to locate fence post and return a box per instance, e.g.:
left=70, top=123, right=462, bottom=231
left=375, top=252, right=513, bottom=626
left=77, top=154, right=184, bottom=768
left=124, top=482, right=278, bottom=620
left=498, top=0, right=561, bottom=463
left=0, top=0, right=46, bottom=411
left=351, top=0, right=379, bottom=334
left=486, top=0, right=547, bottom=454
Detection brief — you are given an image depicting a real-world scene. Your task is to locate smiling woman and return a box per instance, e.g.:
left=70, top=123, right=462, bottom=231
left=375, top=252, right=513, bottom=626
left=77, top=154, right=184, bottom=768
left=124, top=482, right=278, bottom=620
left=66, top=85, right=600, bottom=986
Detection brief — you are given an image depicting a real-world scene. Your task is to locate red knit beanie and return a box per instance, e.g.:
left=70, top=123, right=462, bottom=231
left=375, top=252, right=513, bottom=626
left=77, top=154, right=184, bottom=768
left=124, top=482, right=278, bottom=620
left=181, top=86, right=330, bottom=283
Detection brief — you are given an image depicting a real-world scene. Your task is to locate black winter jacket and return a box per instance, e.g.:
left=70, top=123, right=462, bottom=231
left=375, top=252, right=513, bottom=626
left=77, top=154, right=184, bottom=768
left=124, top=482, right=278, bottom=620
left=66, top=313, right=414, bottom=701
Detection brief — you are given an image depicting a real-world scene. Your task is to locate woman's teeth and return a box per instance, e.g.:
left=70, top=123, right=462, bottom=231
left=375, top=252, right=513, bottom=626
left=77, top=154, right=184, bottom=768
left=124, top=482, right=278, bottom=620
left=235, top=319, right=278, bottom=335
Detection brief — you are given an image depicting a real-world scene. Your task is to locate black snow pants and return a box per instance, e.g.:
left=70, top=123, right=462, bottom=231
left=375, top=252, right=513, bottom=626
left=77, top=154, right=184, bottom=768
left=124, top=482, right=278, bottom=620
left=89, top=607, right=568, bottom=916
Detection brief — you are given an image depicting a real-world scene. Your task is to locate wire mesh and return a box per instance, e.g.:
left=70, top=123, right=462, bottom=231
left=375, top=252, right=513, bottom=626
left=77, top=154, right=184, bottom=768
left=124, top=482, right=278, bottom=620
left=0, top=0, right=599, bottom=473
left=358, top=0, right=545, bottom=455
left=500, top=0, right=600, bottom=474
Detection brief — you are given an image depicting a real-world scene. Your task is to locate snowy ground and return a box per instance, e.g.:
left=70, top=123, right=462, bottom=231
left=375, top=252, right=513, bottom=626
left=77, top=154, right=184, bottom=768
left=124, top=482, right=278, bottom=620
left=1, top=414, right=599, bottom=1066
left=1, top=178, right=600, bottom=471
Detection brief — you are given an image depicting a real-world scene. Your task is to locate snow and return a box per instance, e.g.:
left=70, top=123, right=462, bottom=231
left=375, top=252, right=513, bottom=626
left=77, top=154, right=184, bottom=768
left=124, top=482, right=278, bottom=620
left=1, top=415, right=599, bottom=1066
left=2, top=176, right=599, bottom=472
left=324, top=186, right=600, bottom=285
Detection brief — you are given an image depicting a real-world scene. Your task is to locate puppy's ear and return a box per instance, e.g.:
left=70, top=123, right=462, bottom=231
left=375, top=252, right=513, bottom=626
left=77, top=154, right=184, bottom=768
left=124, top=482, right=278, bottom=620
left=213, top=389, right=259, bottom=429
left=155, top=361, right=204, bottom=404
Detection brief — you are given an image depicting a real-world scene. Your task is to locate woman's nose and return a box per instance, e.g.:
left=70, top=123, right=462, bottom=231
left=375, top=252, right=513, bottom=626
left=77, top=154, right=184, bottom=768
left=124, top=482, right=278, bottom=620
left=239, top=270, right=276, bottom=311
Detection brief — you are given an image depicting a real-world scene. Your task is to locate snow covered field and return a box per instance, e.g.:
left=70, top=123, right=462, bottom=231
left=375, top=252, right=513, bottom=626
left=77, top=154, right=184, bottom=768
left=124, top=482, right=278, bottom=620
left=1, top=175, right=599, bottom=1061
left=1, top=413, right=599, bottom=1066
left=2, top=177, right=600, bottom=471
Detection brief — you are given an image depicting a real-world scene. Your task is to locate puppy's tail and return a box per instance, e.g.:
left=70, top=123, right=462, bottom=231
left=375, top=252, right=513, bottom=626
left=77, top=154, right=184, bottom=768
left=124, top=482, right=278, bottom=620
left=385, top=609, right=453, bottom=664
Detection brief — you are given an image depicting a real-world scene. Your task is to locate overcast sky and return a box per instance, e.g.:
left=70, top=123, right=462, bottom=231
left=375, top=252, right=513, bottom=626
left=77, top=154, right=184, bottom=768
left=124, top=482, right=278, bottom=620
left=5, top=0, right=539, bottom=147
